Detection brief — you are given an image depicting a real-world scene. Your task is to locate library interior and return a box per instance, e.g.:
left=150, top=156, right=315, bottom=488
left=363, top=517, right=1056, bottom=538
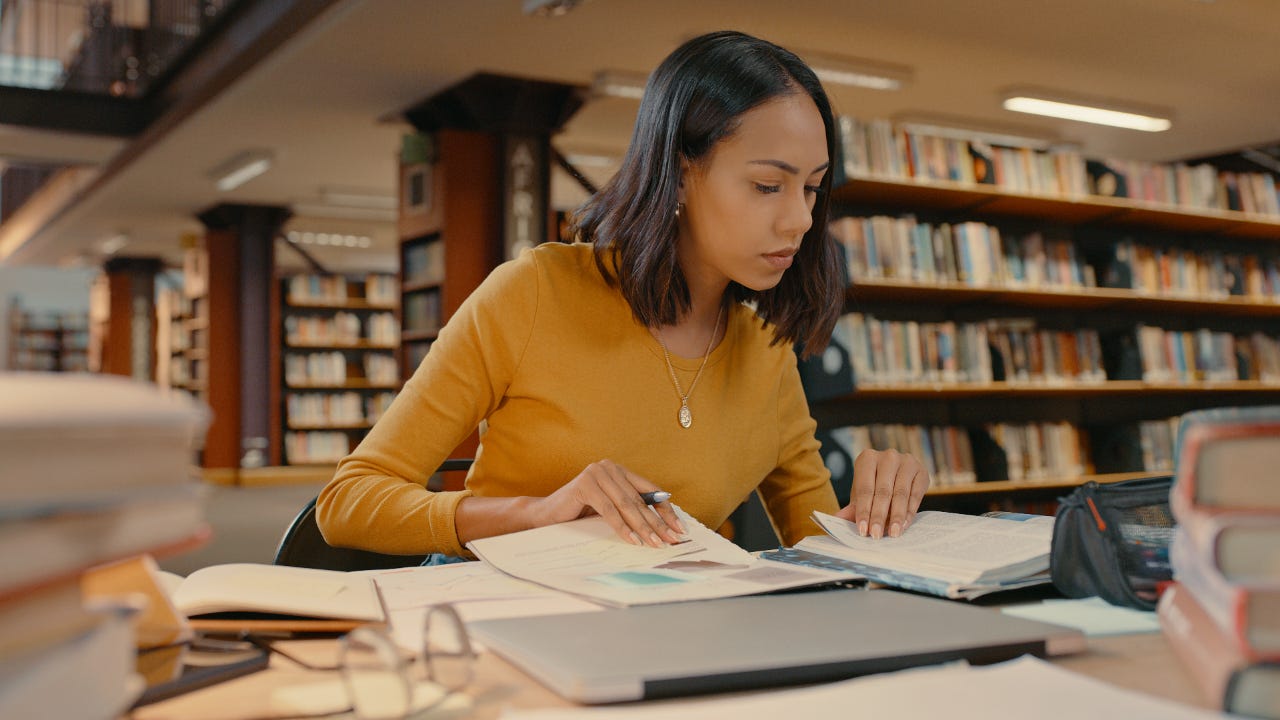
left=2, top=1, right=1279, bottom=718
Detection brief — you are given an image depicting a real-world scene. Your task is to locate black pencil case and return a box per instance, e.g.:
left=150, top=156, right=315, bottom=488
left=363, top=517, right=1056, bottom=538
left=1050, top=475, right=1176, bottom=611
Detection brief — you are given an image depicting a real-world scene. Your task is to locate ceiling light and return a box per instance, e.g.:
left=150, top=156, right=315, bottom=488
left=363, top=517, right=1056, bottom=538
left=99, top=233, right=129, bottom=255
left=208, top=149, right=274, bottom=191
left=1001, top=89, right=1172, bottom=132
left=801, top=51, right=913, bottom=91
left=523, top=0, right=584, bottom=16
left=590, top=70, right=648, bottom=100
left=319, top=187, right=397, bottom=210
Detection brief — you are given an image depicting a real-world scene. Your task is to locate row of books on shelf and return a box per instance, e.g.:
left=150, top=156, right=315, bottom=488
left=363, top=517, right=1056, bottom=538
left=403, top=291, right=441, bottom=335
left=832, top=216, right=1094, bottom=290
left=284, top=430, right=352, bottom=464
left=1108, top=239, right=1280, bottom=301
left=402, top=239, right=444, bottom=286
left=285, top=391, right=396, bottom=428
left=167, top=356, right=205, bottom=387
left=819, top=416, right=1179, bottom=491
left=822, top=313, right=1106, bottom=390
left=1136, top=326, right=1280, bottom=384
left=838, top=115, right=1280, bottom=216
left=7, top=350, right=90, bottom=372
left=284, top=352, right=398, bottom=387
left=285, top=274, right=397, bottom=306
left=284, top=312, right=398, bottom=346
left=1156, top=406, right=1280, bottom=718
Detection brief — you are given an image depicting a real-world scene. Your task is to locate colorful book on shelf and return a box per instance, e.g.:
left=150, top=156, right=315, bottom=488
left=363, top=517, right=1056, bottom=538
left=1157, top=582, right=1280, bottom=718
left=1172, top=405, right=1280, bottom=513
left=785, top=510, right=1054, bottom=600
left=1170, top=531, right=1280, bottom=660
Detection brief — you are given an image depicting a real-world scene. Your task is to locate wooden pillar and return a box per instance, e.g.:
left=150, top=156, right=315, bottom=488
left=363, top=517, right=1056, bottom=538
left=399, top=73, right=584, bottom=488
left=196, top=203, right=291, bottom=472
left=99, top=256, right=162, bottom=380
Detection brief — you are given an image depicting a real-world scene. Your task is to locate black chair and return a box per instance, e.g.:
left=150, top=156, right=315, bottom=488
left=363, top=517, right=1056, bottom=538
left=272, top=459, right=473, bottom=571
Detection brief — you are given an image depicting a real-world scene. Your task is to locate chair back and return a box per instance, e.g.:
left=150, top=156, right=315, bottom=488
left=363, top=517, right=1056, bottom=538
left=272, top=459, right=472, bottom=571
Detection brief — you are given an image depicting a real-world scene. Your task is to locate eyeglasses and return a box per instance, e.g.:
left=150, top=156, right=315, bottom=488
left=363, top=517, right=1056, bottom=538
left=181, top=604, right=476, bottom=720
left=340, top=603, right=476, bottom=720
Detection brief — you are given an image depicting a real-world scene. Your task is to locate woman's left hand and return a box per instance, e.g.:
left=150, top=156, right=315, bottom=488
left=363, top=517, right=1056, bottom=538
left=834, top=448, right=930, bottom=539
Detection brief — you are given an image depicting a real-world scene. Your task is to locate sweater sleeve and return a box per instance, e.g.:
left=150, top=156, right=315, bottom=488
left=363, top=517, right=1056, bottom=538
left=756, top=355, right=840, bottom=547
left=315, top=252, right=539, bottom=557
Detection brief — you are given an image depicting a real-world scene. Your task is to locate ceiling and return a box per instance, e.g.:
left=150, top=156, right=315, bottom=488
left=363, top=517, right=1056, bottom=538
left=1, top=0, right=1278, bottom=270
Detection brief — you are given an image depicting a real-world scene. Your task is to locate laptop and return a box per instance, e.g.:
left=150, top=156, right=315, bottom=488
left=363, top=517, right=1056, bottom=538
left=468, top=588, right=1086, bottom=704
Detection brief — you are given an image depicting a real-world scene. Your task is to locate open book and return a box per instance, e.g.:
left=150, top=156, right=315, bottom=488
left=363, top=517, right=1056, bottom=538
left=774, top=510, right=1054, bottom=600
left=162, top=563, right=385, bottom=632
left=466, top=505, right=859, bottom=607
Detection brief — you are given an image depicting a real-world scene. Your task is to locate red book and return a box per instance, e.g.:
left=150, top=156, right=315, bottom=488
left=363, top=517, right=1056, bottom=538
left=1172, top=407, right=1280, bottom=512
left=1172, top=504, right=1280, bottom=585
left=1171, top=530, right=1280, bottom=661
left=1158, top=583, right=1280, bottom=718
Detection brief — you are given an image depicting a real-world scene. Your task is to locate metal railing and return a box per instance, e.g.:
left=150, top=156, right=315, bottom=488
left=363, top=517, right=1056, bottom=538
left=0, top=0, right=235, bottom=97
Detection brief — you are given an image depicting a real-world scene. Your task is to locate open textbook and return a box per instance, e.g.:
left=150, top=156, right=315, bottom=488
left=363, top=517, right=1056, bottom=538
left=778, top=510, right=1054, bottom=600
left=466, top=506, right=859, bottom=607
left=161, top=563, right=386, bottom=632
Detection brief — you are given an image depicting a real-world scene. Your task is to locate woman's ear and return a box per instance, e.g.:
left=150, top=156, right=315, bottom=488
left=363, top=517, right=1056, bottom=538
left=677, top=156, right=691, bottom=204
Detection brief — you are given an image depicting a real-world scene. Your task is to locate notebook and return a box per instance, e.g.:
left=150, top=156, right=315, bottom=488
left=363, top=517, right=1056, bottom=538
left=468, top=587, right=1086, bottom=704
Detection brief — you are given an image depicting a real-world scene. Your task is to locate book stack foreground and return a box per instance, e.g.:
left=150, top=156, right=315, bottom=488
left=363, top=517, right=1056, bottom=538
left=1157, top=406, right=1280, bottom=718
left=0, top=373, right=211, bottom=719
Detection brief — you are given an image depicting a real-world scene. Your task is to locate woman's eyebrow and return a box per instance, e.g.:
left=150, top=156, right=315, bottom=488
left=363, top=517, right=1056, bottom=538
left=748, top=159, right=831, bottom=175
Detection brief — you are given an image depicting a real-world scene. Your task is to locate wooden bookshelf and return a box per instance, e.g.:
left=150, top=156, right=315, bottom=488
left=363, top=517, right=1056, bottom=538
left=813, top=161, right=1280, bottom=510
left=280, top=273, right=400, bottom=466
left=6, top=299, right=89, bottom=372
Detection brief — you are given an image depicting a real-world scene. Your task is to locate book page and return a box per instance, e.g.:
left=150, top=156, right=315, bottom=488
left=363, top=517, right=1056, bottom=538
left=810, top=510, right=1053, bottom=584
left=170, top=563, right=384, bottom=621
left=467, top=506, right=856, bottom=606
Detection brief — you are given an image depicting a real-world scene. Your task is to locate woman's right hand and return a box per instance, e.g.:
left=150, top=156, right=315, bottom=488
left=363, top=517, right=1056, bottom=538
left=531, top=460, right=686, bottom=547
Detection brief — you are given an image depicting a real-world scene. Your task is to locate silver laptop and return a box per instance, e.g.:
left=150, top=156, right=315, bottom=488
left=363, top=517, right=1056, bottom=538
left=469, top=588, right=1086, bottom=704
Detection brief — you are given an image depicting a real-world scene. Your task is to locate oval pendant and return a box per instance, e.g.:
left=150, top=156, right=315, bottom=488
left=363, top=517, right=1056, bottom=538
left=678, top=404, right=692, bottom=429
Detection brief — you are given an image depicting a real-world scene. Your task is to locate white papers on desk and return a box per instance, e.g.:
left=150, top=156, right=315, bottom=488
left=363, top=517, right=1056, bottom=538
left=1001, top=597, right=1162, bottom=637
left=466, top=506, right=857, bottom=607
left=499, top=655, right=1226, bottom=720
left=368, top=563, right=602, bottom=653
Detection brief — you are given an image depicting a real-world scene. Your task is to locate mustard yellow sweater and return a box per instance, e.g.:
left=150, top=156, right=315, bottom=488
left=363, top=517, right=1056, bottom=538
left=317, top=242, right=837, bottom=557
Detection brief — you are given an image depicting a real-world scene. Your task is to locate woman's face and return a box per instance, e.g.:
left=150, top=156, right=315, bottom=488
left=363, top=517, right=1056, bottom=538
left=678, top=92, right=829, bottom=294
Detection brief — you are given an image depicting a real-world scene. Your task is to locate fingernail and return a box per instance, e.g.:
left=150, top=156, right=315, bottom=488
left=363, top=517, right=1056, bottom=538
left=649, top=532, right=663, bottom=546
left=858, top=520, right=868, bottom=537
left=676, top=519, right=687, bottom=533
left=889, top=522, right=902, bottom=538
left=871, top=523, right=883, bottom=539
left=628, top=532, right=641, bottom=545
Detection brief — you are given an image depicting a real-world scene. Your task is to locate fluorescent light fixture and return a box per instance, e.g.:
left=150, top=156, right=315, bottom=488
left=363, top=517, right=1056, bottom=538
left=1001, top=88, right=1172, bottom=132
left=319, top=187, right=397, bottom=210
left=892, top=112, right=1070, bottom=151
left=209, top=149, right=274, bottom=191
left=591, top=70, right=648, bottom=100
left=801, top=51, right=913, bottom=91
left=99, top=233, right=129, bottom=255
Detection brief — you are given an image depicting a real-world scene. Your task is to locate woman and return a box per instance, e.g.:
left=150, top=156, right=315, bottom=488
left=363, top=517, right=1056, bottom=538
left=317, top=30, right=930, bottom=559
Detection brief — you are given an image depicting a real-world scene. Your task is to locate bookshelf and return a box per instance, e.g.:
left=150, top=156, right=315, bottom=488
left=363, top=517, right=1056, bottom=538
left=157, top=247, right=211, bottom=401
left=5, top=299, right=89, bottom=372
left=280, top=273, right=399, bottom=466
left=809, top=124, right=1280, bottom=511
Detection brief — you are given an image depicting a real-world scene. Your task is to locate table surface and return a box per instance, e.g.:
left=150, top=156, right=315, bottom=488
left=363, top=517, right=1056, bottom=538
left=129, top=604, right=1211, bottom=720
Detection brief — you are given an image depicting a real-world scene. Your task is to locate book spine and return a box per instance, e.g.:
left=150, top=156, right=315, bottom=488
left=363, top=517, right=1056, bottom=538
left=1157, top=583, right=1257, bottom=714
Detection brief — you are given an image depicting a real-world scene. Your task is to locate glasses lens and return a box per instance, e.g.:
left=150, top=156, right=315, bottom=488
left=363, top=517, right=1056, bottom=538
left=341, top=628, right=412, bottom=720
left=423, top=605, right=473, bottom=691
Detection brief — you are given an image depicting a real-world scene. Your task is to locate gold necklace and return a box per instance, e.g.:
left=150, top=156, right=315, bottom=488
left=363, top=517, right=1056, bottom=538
left=656, top=306, right=723, bottom=429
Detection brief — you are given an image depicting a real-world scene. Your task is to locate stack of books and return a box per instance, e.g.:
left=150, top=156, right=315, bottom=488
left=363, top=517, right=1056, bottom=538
left=0, top=373, right=210, bottom=718
left=1156, top=406, right=1280, bottom=719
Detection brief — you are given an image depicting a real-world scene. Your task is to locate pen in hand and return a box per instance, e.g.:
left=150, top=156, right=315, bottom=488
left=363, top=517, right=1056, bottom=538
left=640, top=490, right=671, bottom=505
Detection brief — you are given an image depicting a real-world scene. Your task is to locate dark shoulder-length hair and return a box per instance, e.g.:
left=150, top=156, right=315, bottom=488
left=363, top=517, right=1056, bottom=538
left=572, top=30, right=843, bottom=358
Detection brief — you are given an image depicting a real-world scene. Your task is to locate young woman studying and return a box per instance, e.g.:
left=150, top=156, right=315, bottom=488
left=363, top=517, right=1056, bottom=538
left=317, top=30, right=931, bottom=561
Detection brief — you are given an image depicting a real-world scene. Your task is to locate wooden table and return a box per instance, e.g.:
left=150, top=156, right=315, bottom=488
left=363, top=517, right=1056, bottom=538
left=130, top=616, right=1211, bottom=719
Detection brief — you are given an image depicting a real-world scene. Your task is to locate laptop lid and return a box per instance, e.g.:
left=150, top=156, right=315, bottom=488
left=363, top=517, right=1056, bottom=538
left=469, top=588, right=1085, bottom=704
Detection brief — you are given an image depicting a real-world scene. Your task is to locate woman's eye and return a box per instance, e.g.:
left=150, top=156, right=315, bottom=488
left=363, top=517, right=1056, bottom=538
left=754, top=183, right=781, bottom=194
left=804, top=184, right=823, bottom=196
